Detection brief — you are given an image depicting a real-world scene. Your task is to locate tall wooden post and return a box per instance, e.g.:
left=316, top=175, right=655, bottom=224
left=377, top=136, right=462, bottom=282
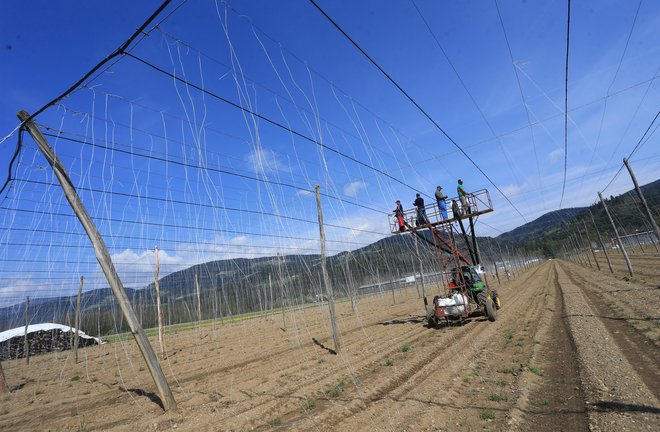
left=268, top=273, right=274, bottom=323
left=24, top=296, right=29, bottom=365
left=18, top=110, right=176, bottom=411
left=598, top=192, right=633, bottom=277
left=582, top=221, right=600, bottom=271
left=0, top=361, right=7, bottom=394
left=154, top=246, right=165, bottom=359
left=73, top=276, right=84, bottom=363
left=195, top=273, right=202, bottom=331
left=505, top=245, right=515, bottom=278
left=624, top=158, right=660, bottom=243
left=576, top=231, right=593, bottom=269
left=315, top=185, right=341, bottom=353
left=414, top=234, right=428, bottom=305
left=343, top=254, right=357, bottom=314
left=589, top=210, right=613, bottom=273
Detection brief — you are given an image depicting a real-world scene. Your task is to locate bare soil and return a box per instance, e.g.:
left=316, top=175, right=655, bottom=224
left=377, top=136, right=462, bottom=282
left=0, top=256, right=658, bottom=431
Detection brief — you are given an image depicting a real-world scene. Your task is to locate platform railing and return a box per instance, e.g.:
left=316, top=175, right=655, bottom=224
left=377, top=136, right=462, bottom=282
left=390, top=189, right=493, bottom=233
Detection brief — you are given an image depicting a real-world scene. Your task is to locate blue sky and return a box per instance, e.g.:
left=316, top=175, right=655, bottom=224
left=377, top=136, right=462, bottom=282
left=0, top=0, right=659, bottom=304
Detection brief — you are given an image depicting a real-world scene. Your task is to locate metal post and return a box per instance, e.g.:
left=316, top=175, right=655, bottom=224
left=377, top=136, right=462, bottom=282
left=73, top=276, right=83, bottom=363
left=598, top=192, right=633, bottom=277
left=18, top=111, right=176, bottom=411
left=624, top=158, right=660, bottom=243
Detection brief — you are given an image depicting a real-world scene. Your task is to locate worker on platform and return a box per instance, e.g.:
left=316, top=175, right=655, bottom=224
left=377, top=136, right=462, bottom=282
left=457, top=179, right=471, bottom=214
left=393, top=200, right=405, bottom=231
left=435, top=186, right=448, bottom=220
left=413, top=193, right=429, bottom=226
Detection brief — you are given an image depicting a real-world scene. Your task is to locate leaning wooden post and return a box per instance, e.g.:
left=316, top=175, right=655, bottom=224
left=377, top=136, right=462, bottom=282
left=18, top=110, right=176, bottom=411
left=624, top=158, right=660, bottom=243
left=154, top=246, right=165, bottom=360
left=24, top=296, right=29, bottom=365
left=582, top=221, right=600, bottom=271
left=589, top=210, right=613, bottom=273
left=195, top=273, right=202, bottom=332
left=598, top=192, right=633, bottom=278
left=576, top=231, right=593, bottom=269
left=315, top=185, right=341, bottom=353
left=73, top=276, right=84, bottom=363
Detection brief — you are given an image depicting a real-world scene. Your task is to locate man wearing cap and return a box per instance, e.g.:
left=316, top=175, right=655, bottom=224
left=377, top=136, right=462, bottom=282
left=413, top=193, right=429, bottom=226
left=435, top=186, right=448, bottom=220
left=457, top=179, right=470, bottom=214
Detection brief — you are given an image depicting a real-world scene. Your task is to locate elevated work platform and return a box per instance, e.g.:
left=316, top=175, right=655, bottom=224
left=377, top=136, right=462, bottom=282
left=390, top=189, right=493, bottom=234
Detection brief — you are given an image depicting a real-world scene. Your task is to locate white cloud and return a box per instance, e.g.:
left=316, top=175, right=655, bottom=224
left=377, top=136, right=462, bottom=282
left=245, top=147, right=289, bottom=174
left=343, top=181, right=366, bottom=197
left=548, top=148, right=564, bottom=164
left=500, top=182, right=525, bottom=197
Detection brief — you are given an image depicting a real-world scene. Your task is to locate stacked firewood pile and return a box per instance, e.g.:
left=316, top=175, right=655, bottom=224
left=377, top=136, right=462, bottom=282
left=0, top=328, right=100, bottom=360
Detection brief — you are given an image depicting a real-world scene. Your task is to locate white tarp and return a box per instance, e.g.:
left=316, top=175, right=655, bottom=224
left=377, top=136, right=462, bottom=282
left=0, top=323, right=104, bottom=344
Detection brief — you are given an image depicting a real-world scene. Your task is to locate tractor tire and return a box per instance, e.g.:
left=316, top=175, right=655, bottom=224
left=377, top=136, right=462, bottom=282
left=491, top=290, right=501, bottom=309
left=485, top=296, right=497, bottom=322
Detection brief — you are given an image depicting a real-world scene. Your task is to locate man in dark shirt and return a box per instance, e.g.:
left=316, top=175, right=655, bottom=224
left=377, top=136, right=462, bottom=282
left=413, top=193, right=429, bottom=226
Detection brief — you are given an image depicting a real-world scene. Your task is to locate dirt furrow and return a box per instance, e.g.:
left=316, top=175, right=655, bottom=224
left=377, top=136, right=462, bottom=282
left=558, top=262, right=660, bottom=398
left=555, top=261, right=660, bottom=432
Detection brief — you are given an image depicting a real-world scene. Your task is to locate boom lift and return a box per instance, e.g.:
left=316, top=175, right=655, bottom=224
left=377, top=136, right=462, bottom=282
left=391, top=189, right=500, bottom=326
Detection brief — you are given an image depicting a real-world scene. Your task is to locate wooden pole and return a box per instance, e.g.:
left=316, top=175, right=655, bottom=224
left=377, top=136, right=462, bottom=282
left=414, top=234, right=428, bottom=305
left=582, top=221, right=601, bottom=271
left=18, top=111, right=176, bottom=411
left=589, top=210, right=613, bottom=273
left=315, top=185, right=341, bottom=353
left=195, top=273, right=202, bottom=332
left=73, top=276, right=84, bottom=363
left=0, top=361, right=7, bottom=394
left=343, top=254, right=357, bottom=314
left=624, top=158, right=660, bottom=243
left=24, top=296, right=29, bottom=365
left=576, top=231, right=593, bottom=269
left=154, top=246, right=165, bottom=360
left=268, top=273, right=274, bottom=324
left=598, top=192, right=633, bottom=277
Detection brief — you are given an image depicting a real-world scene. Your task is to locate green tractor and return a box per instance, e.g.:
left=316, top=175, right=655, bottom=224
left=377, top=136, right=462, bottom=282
left=426, top=265, right=500, bottom=327
left=449, top=265, right=500, bottom=317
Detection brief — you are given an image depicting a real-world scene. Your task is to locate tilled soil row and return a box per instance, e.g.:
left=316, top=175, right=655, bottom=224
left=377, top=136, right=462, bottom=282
left=294, top=264, right=554, bottom=431
left=555, top=260, right=660, bottom=432
left=506, top=262, right=588, bottom=431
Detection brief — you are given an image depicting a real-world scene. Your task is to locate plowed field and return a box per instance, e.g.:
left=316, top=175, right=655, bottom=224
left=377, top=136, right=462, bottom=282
left=1, top=258, right=658, bottom=431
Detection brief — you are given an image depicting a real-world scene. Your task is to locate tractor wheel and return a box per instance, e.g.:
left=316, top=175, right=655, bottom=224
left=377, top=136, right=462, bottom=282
left=485, top=296, right=497, bottom=322
left=491, top=290, right=501, bottom=309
